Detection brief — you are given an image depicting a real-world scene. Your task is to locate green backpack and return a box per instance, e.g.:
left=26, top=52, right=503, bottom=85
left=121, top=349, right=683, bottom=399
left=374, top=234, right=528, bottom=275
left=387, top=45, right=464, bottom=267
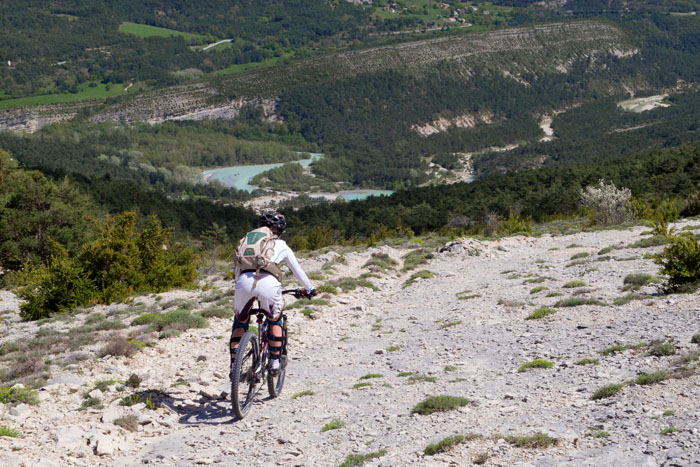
left=233, top=226, right=282, bottom=284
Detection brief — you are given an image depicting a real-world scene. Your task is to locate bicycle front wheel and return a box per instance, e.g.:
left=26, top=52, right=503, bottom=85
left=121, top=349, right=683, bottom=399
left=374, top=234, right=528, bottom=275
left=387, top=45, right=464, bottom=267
left=231, top=331, right=259, bottom=419
left=267, top=322, right=288, bottom=398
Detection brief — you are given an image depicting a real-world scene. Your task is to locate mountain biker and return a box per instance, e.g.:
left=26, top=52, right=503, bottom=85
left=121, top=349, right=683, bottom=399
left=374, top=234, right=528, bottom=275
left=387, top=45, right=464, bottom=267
left=230, top=211, right=316, bottom=375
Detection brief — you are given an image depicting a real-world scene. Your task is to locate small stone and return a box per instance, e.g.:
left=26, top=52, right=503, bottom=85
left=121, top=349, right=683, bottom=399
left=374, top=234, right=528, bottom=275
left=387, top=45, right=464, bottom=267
left=88, top=389, right=103, bottom=399
left=375, top=349, right=385, bottom=355
left=197, top=355, right=207, bottom=362
left=9, top=404, right=30, bottom=417
left=94, top=435, right=115, bottom=456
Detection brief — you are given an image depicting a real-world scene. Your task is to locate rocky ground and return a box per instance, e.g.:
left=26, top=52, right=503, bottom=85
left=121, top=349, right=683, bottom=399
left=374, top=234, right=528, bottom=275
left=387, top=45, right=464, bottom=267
left=1, top=221, right=700, bottom=466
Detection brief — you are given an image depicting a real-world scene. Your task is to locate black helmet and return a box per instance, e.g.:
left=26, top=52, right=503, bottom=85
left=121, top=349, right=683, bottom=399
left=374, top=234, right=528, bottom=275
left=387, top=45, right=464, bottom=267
left=259, top=210, right=286, bottom=234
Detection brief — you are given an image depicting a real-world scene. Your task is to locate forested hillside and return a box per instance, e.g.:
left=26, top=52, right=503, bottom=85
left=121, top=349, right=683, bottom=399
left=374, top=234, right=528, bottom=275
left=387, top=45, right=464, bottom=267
left=1, top=0, right=700, bottom=249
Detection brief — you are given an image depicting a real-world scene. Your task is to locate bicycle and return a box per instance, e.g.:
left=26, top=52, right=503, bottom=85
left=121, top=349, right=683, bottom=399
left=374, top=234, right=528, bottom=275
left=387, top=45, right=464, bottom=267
left=230, top=288, right=308, bottom=419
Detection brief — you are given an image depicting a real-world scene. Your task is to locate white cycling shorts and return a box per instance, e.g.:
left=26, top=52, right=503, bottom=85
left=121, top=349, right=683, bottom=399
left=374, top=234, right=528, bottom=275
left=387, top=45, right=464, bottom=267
left=234, top=272, right=283, bottom=322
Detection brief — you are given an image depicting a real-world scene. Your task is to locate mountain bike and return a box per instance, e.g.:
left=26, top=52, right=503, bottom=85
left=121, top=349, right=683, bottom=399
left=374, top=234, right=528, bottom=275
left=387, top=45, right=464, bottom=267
left=230, top=288, right=308, bottom=419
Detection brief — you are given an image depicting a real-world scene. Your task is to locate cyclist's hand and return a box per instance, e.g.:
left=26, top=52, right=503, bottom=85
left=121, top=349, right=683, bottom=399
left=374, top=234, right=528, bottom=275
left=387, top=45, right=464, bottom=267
left=297, top=288, right=316, bottom=299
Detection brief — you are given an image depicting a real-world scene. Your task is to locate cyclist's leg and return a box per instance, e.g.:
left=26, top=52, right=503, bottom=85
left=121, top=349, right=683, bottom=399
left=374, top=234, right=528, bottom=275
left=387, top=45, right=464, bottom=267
left=231, top=293, right=256, bottom=366
left=259, top=278, right=284, bottom=361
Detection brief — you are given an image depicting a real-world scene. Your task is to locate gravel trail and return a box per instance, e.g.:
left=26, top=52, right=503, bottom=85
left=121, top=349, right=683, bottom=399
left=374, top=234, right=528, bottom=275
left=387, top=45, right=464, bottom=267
left=1, top=223, right=699, bottom=466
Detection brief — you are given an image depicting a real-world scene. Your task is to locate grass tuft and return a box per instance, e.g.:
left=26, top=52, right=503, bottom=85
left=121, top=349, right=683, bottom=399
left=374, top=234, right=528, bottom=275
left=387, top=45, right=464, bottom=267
left=403, top=270, right=435, bottom=288
left=529, top=286, right=548, bottom=294
left=321, top=419, right=345, bottom=432
left=291, top=389, right=315, bottom=399
left=563, top=280, right=587, bottom=288
left=359, top=373, right=383, bottom=380
left=114, top=414, right=138, bottom=432
left=503, top=432, right=558, bottom=448
left=517, top=360, right=554, bottom=372
left=411, top=395, right=472, bottom=415
left=339, top=450, right=387, bottom=467
left=424, top=435, right=465, bottom=456
left=635, top=371, right=666, bottom=385
left=648, top=341, right=676, bottom=357
left=0, top=426, right=20, bottom=437
left=591, top=383, right=624, bottom=400
left=525, top=307, right=555, bottom=320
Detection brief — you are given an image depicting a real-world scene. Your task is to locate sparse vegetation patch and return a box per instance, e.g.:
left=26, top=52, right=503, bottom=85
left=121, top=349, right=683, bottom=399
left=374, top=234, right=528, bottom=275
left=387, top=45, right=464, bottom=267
left=411, top=395, right=473, bottom=415
left=517, top=360, right=554, bottom=372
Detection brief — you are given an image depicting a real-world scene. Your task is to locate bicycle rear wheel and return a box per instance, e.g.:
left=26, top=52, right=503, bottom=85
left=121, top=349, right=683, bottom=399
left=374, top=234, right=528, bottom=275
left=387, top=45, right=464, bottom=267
left=267, top=319, right=288, bottom=398
left=231, top=331, right=259, bottom=419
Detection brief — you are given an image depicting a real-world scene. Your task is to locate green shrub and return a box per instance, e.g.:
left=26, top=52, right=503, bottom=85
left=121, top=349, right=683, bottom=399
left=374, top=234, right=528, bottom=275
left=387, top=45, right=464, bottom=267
left=0, top=386, right=39, bottom=405
left=14, top=213, right=198, bottom=320
left=622, top=273, right=655, bottom=290
left=320, top=419, right=345, bottom=432
left=331, top=277, right=378, bottom=292
left=498, top=212, right=533, bottom=235
left=80, top=396, right=103, bottom=410
left=339, top=450, right=387, bottom=467
left=563, top=280, right=587, bottom=288
left=131, top=313, right=160, bottom=326
left=655, top=232, right=700, bottom=292
left=159, top=328, right=181, bottom=339
left=317, top=283, right=338, bottom=294
left=525, top=307, right=555, bottom=320
left=0, top=426, right=20, bottom=437
left=517, top=360, right=554, bottom=372
left=424, top=435, right=465, bottom=456
left=529, top=286, right=547, bottom=294
left=661, top=427, right=677, bottom=436
left=386, top=345, right=400, bottom=352
left=591, top=383, right=624, bottom=400
left=635, top=371, right=666, bottom=385
left=411, top=395, right=472, bottom=415
left=570, top=252, right=590, bottom=260
left=152, top=309, right=208, bottom=331
left=363, top=253, right=398, bottom=271
left=503, top=432, right=558, bottom=448
left=598, top=246, right=615, bottom=255
left=692, top=334, right=700, bottom=344
left=648, top=341, right=676, bottom=357
left=403, top=270, right=435, bottom=288
left=402, top=249, right=433, bottom=272
left=14, top=243, right=96, bottom=321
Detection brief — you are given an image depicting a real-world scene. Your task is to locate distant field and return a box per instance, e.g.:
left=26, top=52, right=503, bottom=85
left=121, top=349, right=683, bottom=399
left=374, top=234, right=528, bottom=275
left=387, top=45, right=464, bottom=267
left=118, top=22, right=206, bottom=42
left=0, top=82, right=125, bottom=109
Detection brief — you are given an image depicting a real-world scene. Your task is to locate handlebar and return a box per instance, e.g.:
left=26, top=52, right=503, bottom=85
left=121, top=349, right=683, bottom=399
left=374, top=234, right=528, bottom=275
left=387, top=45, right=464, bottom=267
left=282, top=289, right=317, bottom=299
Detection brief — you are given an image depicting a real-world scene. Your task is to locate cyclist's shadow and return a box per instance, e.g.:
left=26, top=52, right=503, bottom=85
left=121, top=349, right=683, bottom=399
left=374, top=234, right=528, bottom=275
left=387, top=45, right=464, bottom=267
left=168, top=393, right=276, bottom=425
